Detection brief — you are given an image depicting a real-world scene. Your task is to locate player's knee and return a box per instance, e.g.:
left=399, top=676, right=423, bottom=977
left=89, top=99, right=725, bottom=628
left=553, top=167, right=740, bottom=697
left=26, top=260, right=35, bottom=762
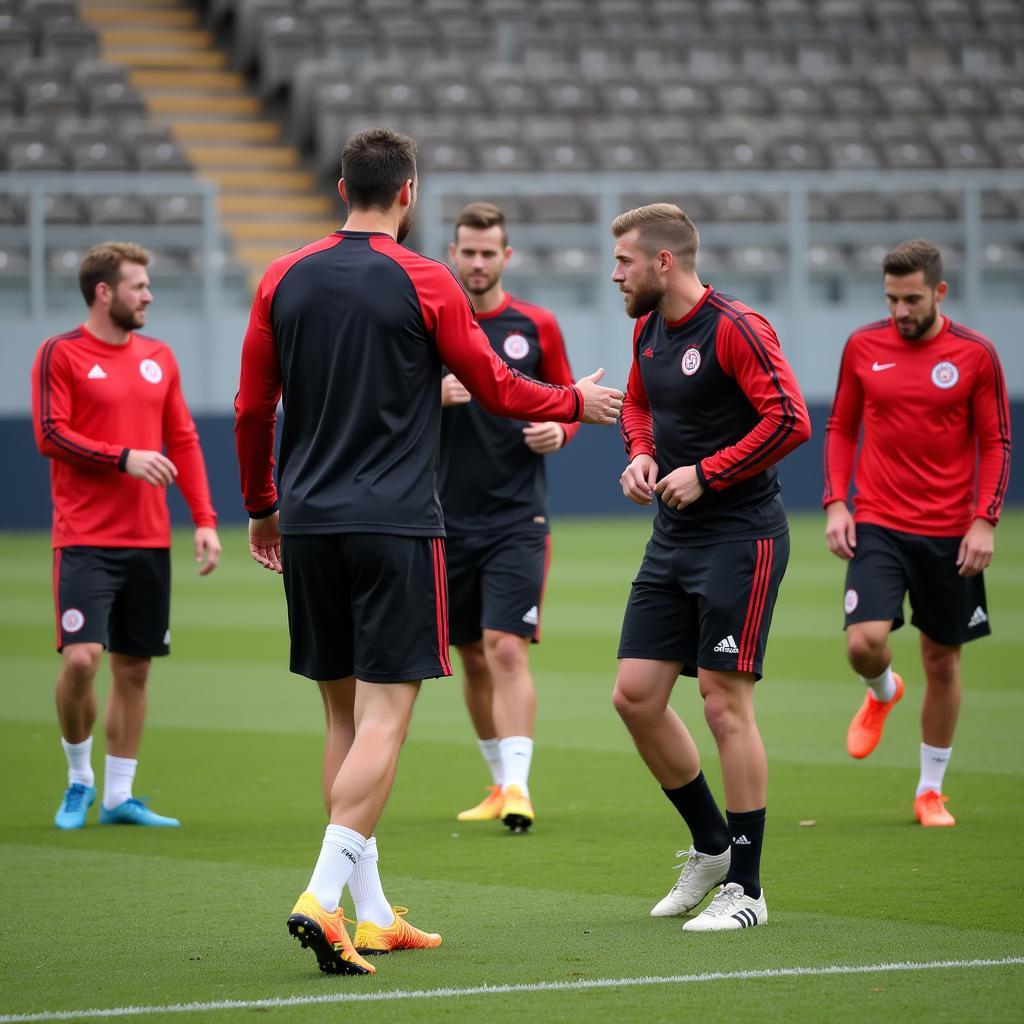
left=922, top=649, right=959, bottom=688
left=62, top=644, right=102, bottom=685
left=701, top=689, right=744, bottom=742
left=612, top=675, right=658, bottom=726
left=112, top=656, right=151, bottom=690
left=459, top=641, right=488, bottom=677
left=484, top=632, right=527, bottom=677
left=846, top=629, right=885, bottom=669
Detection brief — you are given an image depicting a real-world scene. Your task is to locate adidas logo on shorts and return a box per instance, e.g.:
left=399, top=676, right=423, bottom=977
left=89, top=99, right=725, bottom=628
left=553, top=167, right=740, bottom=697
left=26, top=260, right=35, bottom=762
left=522, top=605, right=539, bottom=626
left=968, top=606, right=988, bottom=628
left=714, top=635, right=740, bottom=654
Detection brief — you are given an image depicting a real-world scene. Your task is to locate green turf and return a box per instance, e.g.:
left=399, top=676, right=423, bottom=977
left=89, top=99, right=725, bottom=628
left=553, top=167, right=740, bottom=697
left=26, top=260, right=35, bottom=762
left=1, top=513, right=1022, bottom=1023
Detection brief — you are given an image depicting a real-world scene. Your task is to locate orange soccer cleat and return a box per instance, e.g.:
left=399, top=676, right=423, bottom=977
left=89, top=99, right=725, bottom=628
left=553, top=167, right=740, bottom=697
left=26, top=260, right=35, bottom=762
left=354, top=907, right=442, bottom=955
left=287, top=892, right=376, bottom=975
left=457, top=785, right=504, bottom=822
left=846, top=673, right=905, bottom=759
left=914, top=790, right=956, bottom=827
left=500, top=784, right=534, bottom=833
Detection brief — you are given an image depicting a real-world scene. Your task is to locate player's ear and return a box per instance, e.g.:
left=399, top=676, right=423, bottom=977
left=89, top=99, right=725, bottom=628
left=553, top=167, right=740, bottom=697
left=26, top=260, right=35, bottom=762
left=338, top=179, right=348, bottom=204
left=503, top=246, right=513, bottom=266
left=448, top=243, right=457, bottom=261
left=935, top=280, right=949, bottom=302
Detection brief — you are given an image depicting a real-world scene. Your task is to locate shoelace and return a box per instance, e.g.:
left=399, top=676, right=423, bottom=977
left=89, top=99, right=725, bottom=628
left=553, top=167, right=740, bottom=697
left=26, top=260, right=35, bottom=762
left=701, top=885, right=746, bottom=918
left=63, top=784, right=88, bottom=811
left=669, top=848, right=701, bottom=892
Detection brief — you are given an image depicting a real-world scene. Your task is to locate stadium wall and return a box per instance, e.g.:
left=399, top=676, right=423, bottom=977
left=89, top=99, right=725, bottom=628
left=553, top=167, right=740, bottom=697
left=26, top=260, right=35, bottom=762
left=4, top=402, right=1023, bottom=531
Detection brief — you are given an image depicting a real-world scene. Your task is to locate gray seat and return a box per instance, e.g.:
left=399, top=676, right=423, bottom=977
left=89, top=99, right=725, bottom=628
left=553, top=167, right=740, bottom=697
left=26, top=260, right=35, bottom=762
left=541, top=78, right=601, bottom=115
left=88, top=82, right=147, bottom=119
left=705, top=193, right=776, bottom=222
left=481, top=68, right=543, bottom=114
left=833, top=192, right=892, bottom=221
left=428, top=76, right=488, bottom=115
left=584, top=116, right=641, bottom=147
left=71, top=140, right=133, bottom=171
left=827, top=139, right=883, bottom=170
left=728, top=245, right=786, bottom=273
left=823, top=74, right=883, bottom=117
left=477, top=139, right=535, bottom=172
left=766, top=77, right=828, bottom=116
left=875, top=72, right=938, bottom=116
left=928, top=123, right=996, bottom=169
left=890, top=191, right=954, bottom=220
left=807, top=244, right=850, bottom=273
left=258, top=15, right=318, bottom=96
left=117, top=120, right=176, bottom=149
left=652, top=139, right=712, bottom=170
left=41, top=20, right=99, bottom=65
left=43, top=195, right=86, bottom=223
left=656, top=80, right=716, bottom=116
left=595, top=140, right=653, bottom=171
left=416, top=138, right=477, bottom=172
left=713, top=138, right=769, bottom=170
left=930, top=72, right=993, bottom=116
left=153, top=193, right=203, bottom=224
left=293, top=64, right=361, bottom=148
left=70, top=60, right=128, bottom=93
left=319, top=14, right=379, bottom=63
left=0, top=16, right=32, bottom=67
left=87, top=194, right=151, bottom=224
left=597, top=78, right=649, bottom=116
left=528, top=195, right=595, bottom=223
left=7, top=139, right=67, bottom=171
left=134, top=140, right=192, bottom=172
left=981, top=243, right=1024, bottom=271
left=20, top=0, right=78, bottom=26
left=23, top=80, right=82, bottom=121
left=768, top=138, right=828, bottom=170
left=987, top=72, right=1024, bottom=116
left=538, top=140, right=594, bottom=172
left=716, top=79, right=774, bottom=116
left=0, top=247, right=29, bottom=276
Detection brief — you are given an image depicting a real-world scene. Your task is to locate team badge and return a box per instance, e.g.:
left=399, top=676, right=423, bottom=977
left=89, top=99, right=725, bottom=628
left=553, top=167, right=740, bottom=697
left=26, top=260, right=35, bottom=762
left=930, top=361, right=958, bottom=389
left=503, top=333, right=530, bottom=360
left=61, top=608, right=85, bottom=633
left=844, top=589, right=858, bottom=614
left=681, top=346, right=701, bottom=376
left=139, top=359, right=163, bottom=384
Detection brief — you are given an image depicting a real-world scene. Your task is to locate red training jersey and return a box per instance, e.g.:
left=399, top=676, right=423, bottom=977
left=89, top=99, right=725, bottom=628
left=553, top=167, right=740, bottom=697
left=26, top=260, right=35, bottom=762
left=31, top=325, right=217, bottom=548
left=823, top=316, right=1011, bottom=536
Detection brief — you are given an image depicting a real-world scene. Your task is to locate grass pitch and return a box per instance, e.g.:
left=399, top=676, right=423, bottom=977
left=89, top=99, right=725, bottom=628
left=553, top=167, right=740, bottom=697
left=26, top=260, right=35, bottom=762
left=1, top=513, right=1022, bottom=1023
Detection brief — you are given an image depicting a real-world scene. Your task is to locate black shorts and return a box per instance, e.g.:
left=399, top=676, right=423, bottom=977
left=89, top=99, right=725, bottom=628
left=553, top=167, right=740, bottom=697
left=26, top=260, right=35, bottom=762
left=53, top=546, right=171, bottom=657
left=843, top=523, right=991, bottom=646
left=618, top=532, right=790, bottom=681
left=446, top=527, right=550, bottom=646
left=282, top=533, right=452, bottom=683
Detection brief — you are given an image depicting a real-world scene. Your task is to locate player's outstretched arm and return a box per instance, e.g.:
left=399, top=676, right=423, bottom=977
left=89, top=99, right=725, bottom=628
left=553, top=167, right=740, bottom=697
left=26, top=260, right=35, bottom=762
left=824, top=500, right=857, bottom=560
left=574, top=369, right=623, bottom=425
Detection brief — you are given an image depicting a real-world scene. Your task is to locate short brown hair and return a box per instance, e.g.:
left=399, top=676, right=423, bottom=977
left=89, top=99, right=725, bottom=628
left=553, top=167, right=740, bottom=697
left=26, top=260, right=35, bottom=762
left=611, top=203, right=700, bottom=270
left=454, top=201, right=507, bottom=246
left=79, top=241, right=150, bottom=306
left=883, top=239, right=943, bottom=286
left=341, top=127, right=417, bottom=211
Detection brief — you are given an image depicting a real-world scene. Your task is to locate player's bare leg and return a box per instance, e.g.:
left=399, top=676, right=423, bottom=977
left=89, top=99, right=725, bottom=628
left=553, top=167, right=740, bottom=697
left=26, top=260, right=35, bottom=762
left=846, top=620, right=904, bottom=758
left=319, top=676, right=357, bottom=813
left=53, top=642, right=102, bottom=828
left=915, top=635, right=961, bottom=826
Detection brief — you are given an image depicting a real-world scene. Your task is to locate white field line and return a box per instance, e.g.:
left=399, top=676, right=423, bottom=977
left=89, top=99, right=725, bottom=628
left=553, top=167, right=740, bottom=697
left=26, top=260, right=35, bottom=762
left=1, top=956, right=1022, bottom=1023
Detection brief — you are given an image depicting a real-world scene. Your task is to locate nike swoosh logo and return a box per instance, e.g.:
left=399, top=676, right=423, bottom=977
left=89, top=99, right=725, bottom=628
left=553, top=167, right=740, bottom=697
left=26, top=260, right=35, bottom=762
left=872, top=362, right=896, bottom=371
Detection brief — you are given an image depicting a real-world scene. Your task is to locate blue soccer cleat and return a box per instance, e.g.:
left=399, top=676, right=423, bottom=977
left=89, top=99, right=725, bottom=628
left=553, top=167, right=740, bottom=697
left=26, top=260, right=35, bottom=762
left=99, top=797, right=180, bottom=827
left=55, top=783, right=96, bottom=830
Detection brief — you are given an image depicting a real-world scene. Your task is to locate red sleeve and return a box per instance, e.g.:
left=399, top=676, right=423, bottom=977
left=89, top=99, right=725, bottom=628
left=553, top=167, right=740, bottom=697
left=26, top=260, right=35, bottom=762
left=620, top=316, right=655, bottom=461
left=162, top=353, right=217, bottom=528
left=699, top=313, right=811, bottom=490
left=407, top=259, right=583, bottom=424
left=234, top=271, right=282, bottom=516
left=971, top=341, right=1012, bottom=525
left=822, top=338, right=863, bottom=507
left=534, top=309, right=580, bottom=445
left=31, top=337, right=125, bottom=469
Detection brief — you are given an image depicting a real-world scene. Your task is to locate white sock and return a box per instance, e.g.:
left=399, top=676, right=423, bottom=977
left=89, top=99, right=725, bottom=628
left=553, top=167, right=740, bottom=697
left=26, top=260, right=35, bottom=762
left=349, top=836, right=395, bottom=928
left=861, top=664, right=896, bottom=703
left=499, top=736, right=533, bottom=795
left=61, top=736, right=94, bottom=787
left=477, top=737, right=503, bottom=786
left=307, top=825, right=367, bottom=913
left=917, top=743, right=952, bottom=797
left=103, top=755, right=137, bottom=810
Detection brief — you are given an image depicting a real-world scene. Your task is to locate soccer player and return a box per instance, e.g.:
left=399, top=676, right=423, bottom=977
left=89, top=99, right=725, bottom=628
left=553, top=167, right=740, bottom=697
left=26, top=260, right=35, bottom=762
left=441, top=202, right=578, bottom=833
left=234, top=129, right=622, bottom=976
left=31, top=241, right=221, bottom=831
left=611, top=204, right=810, bottom=932
left=823, top=239, right=1011, bottom=827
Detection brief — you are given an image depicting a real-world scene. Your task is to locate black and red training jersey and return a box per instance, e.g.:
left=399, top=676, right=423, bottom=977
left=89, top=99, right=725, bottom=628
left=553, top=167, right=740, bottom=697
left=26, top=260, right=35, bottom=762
left=620, top=286, right=811, bottom=545
left=31, top=325, right=217, bottom=549
left=823, top=315, right=1011, bottom=536
left=439, top=294, right=579, bottom=534
left=235, top=231, right=584, bottom=537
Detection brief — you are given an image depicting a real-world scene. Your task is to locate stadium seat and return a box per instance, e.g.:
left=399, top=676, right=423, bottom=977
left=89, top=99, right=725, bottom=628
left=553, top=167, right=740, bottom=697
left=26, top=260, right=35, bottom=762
left=258, top=15, right=318, bottom=97
left=70, top=140, right=132, bottom=172
left=6, top=139, right=67, bottom=171
left=0, top=15, right=32, bottom=67
left=87, top=82, right=147, bottom=120
left=42, top=194, right=86, bottom=223
left=153, top=193, right=203, bottom=224
left=477, top=138, right=534, bottom=171
left=481, top=66, right=544, bottom=114
left=86, top=194, right=150, bottom=224
left=135, top=140, right=193, bottom=172
left=40, top=20, right=98, bottom=65
left=417, top=138, right=477, bottom=172
left=832, top=192, right=892, bottom=221
left=529, top=194, right=595, bottom=223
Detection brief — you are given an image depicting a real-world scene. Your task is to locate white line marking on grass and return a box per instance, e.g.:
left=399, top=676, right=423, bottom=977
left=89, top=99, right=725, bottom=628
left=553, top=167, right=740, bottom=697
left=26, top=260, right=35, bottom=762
left=2, top=957, right=1021, bottom=1023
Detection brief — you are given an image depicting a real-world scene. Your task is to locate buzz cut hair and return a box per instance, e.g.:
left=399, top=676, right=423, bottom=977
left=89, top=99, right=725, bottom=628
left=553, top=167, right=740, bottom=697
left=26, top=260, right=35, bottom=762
left=454, top=201, right=508, bottom=247
left=611, top=203, right=699, bottom=271
left=79, top=241, right=150, bottom=306
left=883, top=239, right=944, bottom=286
left=341, top=127, right=417, bottom=211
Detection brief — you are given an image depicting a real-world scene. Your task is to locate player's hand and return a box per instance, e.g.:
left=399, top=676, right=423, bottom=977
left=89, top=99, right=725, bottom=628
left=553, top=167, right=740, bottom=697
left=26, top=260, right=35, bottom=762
left=620, top=453, right=658, bottom=505
left=249, top=512, right=283, bottom=574
left=523, top=421, right=564, bottom=454
left=125, top=449, right=177, bottom=487
left=957, top=518, right=994, bottom=577
left=576, top=368, right=623, bottom=425
left=825, top=501, right=857, bottom=560
left=654, top=465, right=703, bottom=510
left=194, top=526, right=222, bottom=577
left=441, top=373, right=472, bottom=407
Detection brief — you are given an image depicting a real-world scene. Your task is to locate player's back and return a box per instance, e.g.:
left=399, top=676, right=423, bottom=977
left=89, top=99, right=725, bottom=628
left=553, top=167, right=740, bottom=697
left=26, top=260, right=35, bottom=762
left=267, top=231, right=447, bottom=538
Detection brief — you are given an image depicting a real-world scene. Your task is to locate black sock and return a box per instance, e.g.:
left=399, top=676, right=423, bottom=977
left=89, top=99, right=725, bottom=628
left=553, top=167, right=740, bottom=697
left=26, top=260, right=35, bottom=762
left=661, top=772, right=730, bottom=855
left=725, top=808, right=766, bottom=899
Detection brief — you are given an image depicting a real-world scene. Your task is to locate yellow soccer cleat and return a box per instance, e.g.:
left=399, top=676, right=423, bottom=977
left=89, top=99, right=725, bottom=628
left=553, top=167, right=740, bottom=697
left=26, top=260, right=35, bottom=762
left=457, top=785, right=505, bottom=822
left=354, top=906, right=442, bottom=955
left=501, top=784, right=534, bottom=833
left=286, top=891, right=375, bottom=975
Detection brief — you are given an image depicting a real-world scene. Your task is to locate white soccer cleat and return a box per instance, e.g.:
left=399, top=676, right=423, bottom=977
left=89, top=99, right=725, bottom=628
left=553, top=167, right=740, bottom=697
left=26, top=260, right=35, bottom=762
left=682, top=882, right=767, bottom=931
left=650, top=846, right=731, bottom=917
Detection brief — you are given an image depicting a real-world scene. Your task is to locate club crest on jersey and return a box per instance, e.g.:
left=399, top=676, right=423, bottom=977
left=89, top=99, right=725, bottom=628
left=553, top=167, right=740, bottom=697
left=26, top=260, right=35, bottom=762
left=61, top=608, right=85, bottom=633
left=844, top=589, right=858, bottom=614
left=931, top=361, right=958, bottom=389
left=139, top=358, right=163, bottom=384
left=503, top=333, right=530, bottom=360
left=681, top=346, right=701, bottom=376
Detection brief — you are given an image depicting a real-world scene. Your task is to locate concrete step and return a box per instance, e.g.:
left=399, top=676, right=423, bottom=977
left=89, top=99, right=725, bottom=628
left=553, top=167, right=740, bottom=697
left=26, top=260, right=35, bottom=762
left=171, top=121, right=282, bottom=143
left=219, top=194, right=334, bottom=217
left=107, top=50, right=228, bottom=69
left=130, top=70, right=246, bottom=92
left=147, top=95, right=262, bottom=116
left=98, top=28, right=214, bottom=50
left=83, top=7, right=198, bottom=26
left=199, top=169, right=318, bottom=192
left=186, top=145, right=299, bottom=169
